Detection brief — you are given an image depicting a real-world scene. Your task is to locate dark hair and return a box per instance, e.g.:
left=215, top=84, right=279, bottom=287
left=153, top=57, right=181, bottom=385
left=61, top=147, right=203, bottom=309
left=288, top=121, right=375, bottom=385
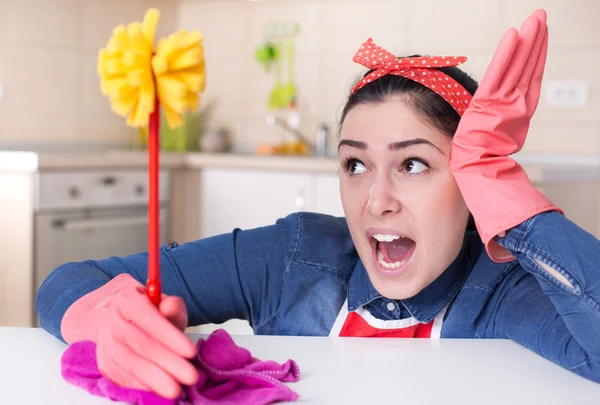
left=339, top=55, right=479, bottom=231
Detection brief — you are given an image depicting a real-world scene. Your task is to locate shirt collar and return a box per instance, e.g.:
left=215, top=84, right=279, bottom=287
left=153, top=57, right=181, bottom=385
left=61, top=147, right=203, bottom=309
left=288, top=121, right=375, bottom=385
left=348, top=236, right=476, bottom=323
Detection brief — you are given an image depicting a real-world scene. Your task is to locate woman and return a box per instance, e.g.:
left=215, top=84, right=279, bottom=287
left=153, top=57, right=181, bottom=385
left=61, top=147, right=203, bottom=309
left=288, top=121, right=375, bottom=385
left=35, top=9, right=600, bottom=400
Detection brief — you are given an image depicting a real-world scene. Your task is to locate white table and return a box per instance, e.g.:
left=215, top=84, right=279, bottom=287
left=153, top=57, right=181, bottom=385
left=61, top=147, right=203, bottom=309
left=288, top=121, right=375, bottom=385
left=2, top=327, right=599, bottom=404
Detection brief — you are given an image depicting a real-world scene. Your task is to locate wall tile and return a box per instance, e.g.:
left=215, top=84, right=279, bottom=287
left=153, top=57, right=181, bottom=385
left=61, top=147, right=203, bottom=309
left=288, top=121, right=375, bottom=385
left=2, top=0, right=80, bottom=48
left=405, top=0, right=502, bottom=54
left=536, top=50, right=600, bottom=122
left=78, top=51, right=110, bottom=116
left=81, top=0, right=150, bottom=51
left=316, top=55, right=366, bottom=128
left=501, top=0, right=600, bottom=48
left=523, top=120, right=600, bottom=155
left=177, top=1, right=248, bottom=59
left=245, top=0, right=323, bottom=58
left=321, top=0, right=410, bottom=58
left=0, top=45, right=78, bottom=115
left=0, top=0, right=6, bottom=40
left=200, top=57, right=247, bottom=134
left=0, top=111, right=77, bottom=142
left=76, top=112, right=136, bottom=145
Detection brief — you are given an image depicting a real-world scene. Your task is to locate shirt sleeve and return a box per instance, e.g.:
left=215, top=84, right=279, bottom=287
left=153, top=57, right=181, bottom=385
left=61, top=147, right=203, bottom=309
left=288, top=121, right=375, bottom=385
left=485, top=211, right=600, bottom=383
left=35, top=213, right=301, bottom=342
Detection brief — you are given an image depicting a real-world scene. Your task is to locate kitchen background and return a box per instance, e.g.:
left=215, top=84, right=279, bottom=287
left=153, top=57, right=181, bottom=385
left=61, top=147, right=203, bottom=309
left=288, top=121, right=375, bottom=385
left=0, top=0, right=598, bottom=154
left=0, top=0, right=599, bottom=333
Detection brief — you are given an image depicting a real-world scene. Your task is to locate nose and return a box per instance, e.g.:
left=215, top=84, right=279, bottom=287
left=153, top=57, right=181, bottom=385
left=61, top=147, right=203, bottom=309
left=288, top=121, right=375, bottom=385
left=366, top=173, right=401, bottom=217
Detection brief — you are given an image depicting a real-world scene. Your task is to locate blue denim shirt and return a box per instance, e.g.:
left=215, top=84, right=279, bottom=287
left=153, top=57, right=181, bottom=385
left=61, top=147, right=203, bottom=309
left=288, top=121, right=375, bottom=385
left=35, top=211, right=600, bottom=383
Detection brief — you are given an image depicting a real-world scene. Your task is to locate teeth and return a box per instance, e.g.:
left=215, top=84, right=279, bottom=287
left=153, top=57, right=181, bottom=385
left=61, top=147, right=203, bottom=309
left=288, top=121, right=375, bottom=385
left=372, top=233, right=401, bottom=242
left=377, top=247, right=407, bottom=269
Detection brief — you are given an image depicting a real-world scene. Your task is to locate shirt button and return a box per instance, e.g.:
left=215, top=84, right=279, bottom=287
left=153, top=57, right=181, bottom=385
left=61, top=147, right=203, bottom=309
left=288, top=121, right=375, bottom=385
left=386, top=302, right=396, bottom=311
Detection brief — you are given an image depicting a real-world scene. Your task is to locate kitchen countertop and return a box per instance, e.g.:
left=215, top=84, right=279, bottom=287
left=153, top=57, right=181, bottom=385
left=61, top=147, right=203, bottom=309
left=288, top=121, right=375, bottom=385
left=0, top=150, right=187, bottom=172
left=1, top=149, right=600, bottom=183
left=3, top=327, right=600, bottom=404
left=0, top=150, right=339, bottom=173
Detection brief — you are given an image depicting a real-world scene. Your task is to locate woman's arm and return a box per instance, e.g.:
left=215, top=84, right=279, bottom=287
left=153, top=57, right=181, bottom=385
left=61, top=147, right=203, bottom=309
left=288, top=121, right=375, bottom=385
left=35, top=213, right=301, bottom=342
left=484, top=211, right=600, bottom=382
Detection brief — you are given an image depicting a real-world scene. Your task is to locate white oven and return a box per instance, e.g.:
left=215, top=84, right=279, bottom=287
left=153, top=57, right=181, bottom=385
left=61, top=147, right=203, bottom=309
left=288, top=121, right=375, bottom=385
left=33, top=170, right=170, bottom=323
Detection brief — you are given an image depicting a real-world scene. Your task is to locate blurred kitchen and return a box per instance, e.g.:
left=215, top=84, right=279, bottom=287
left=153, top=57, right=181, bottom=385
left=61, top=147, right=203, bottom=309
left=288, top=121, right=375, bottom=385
left=0, top=0, right=598, bottom=333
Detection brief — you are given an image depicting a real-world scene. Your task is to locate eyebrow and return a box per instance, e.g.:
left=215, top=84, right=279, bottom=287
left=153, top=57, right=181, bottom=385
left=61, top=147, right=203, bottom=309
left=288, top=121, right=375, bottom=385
left=338, top=138, right=445, bottom=155
left=338, top=139, right=367, bottom=150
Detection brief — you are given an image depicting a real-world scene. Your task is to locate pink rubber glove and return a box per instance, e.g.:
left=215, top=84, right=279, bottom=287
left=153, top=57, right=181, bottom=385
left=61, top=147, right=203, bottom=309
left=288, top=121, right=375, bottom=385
left=450, top=9, right=563, bottom=262
left=61, top=273, right=199, bottom=399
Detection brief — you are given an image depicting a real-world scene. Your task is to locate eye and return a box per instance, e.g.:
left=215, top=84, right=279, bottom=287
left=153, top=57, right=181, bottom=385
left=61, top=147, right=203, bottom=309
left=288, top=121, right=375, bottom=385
left=350, top=160, right=367, bottom=174
left=402, top=158, right=429, bottom=175
left=342, top=158, right=367, bottom=175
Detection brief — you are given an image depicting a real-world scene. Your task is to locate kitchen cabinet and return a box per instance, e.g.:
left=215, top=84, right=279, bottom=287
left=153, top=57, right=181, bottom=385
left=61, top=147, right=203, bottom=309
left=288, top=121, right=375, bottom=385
left=0, top=172, right=35, bottom=328
left=199, top=168, right=344, bottom=238
left=313, top=173, right=345, bottom=218
left=200, top=168, right=311, bottom=237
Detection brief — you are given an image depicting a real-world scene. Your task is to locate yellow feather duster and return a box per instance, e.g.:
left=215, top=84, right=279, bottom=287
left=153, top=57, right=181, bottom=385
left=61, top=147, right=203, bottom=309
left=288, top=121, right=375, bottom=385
left=97, top=8, right=206, bottom=129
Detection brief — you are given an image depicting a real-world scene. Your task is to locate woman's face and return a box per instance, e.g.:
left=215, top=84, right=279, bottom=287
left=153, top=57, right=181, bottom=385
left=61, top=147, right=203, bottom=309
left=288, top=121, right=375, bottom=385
left=338, top=98, right=470, bottom=299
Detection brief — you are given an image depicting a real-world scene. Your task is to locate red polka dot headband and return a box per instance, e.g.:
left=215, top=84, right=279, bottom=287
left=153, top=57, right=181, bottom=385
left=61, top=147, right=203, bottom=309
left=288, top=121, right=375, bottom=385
left=351, top=38, right=472, bottom=116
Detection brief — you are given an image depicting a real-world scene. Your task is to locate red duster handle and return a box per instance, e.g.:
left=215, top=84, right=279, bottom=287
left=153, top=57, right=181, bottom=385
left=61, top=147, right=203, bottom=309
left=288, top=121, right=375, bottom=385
left=147, top=95, right=161, bottom=307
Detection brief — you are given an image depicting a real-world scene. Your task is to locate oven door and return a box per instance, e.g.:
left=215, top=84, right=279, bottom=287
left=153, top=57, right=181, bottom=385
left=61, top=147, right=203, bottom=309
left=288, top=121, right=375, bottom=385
left=34, top=206, right=169, bottom=296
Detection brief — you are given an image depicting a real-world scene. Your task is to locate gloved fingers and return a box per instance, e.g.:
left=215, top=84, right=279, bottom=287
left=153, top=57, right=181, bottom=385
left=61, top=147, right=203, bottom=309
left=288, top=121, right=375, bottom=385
left=118, top=285, right=197, bottom=358
left=499, top=14, right=540, bottom=92
left=477, top=27, right=518, bottom=95
left=159, top=295, right=189, bottom=332
left=518, top=9, right=548, bottom=91
left=100, top=340, right=183, bottom=399
left=531, top=8, right=548, bottom=26
left=112, top=318, right=199, bottom=388
left=526, top=26, right=549, bottom=110
left=96, top=341, right=152, bottom=392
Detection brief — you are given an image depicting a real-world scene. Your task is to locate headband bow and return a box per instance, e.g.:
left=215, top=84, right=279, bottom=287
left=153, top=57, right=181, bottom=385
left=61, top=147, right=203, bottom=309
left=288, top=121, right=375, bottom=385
left=351, top=38, right=472, bottom=116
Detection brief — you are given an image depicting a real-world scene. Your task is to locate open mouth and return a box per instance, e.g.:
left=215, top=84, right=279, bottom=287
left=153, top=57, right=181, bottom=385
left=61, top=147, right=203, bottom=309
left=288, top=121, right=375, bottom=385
left=368, top=230, right=416, bottom=275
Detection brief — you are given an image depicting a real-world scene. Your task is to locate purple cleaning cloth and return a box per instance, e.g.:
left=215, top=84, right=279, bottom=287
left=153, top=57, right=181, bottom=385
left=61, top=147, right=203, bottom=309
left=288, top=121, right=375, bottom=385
left=60, top=329, right=300, bottom=405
